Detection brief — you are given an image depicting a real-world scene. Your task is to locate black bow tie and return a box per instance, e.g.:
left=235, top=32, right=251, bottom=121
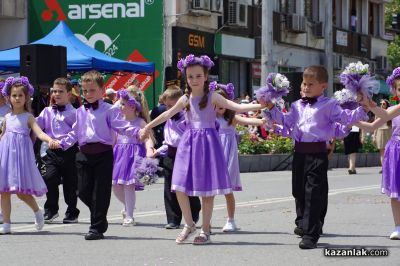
left=301, top=97, right=318, bottom=105
left=52, top=105, right=66, bottom=112
left=83, top=100, right=99, bottom=110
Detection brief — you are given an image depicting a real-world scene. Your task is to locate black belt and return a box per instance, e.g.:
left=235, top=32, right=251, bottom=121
left=294, top=141, right=326, bottom=154
left=80, top=142, right=112, bottom=154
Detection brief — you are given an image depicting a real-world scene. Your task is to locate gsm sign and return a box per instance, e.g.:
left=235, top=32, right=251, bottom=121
left=188, top=34, right=205, bottom=48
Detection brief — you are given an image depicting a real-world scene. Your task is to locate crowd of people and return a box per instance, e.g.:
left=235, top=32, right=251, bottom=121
left=0, top=56, right=399, bottom=250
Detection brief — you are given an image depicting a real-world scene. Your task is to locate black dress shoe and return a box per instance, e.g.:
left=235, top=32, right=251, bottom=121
left=84, top=231, right=104, bottom=240
left=165, top=223, right=180, bottom=229
left=294, top=227, right=304, bottom=236
left=299, top=238, right=317, bottom=249
left=44, top=212, right=59, bottom=223
left=348, top=169, right=357, bottom=175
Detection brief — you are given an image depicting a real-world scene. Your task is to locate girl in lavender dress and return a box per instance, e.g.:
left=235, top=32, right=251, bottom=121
left=359, top=67, right=400, bottom=240
left=139, top=54, right=265, bottom=244
left=0, top=79, right=11, bottom=223
left=0, top=77, right=56, bottom=234
left=212, top=82, right=265, bottom=232
left=112, top=87, right=154, bottom=227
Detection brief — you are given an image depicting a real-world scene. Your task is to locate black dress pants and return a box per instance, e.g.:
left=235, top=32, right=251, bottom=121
left=43, top=146, right=79, bottom=217
left=75, top=150, right=113, bottom=233
left=292, top=152, right=328, bottom=241
left=163, top=155, right=201, bottom=225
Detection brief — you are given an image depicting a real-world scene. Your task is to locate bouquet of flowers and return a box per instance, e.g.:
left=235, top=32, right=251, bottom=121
left=339, top=61, right=379, bottom=99
left=333, top=88, right=359, bottom=110
left=135, top=157, right=161, bottom=185
left=255, top=73, right=290, bottom=103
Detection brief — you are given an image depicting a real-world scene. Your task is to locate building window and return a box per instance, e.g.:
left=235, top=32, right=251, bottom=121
left=220, top=59, right=249, bottom=99
left=305, top=0, right=319, bottom=21
left=368, top=2, right=381, bottom=37
left=333, top=0, right=342, bottom=28
left=280, top=0, right=296, bottom=14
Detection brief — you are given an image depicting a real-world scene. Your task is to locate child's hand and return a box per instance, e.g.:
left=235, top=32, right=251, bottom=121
left=139, top=128, right=149, bottom=141
left=49, top=139, right=60, bottom=149
left=146, top=147, right=156, bottom=158
left=264, top=101, right=274, bottom=110
left=356, top=92, right=372, bottom=110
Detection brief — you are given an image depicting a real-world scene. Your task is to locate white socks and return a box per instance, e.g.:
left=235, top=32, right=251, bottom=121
left=34, top=208, right=44, bottom=231
left=395, top=226, right=400, bottom=233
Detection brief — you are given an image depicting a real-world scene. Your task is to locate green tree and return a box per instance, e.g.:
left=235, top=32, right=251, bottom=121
left=388, top=35, right=400, bottom=69
left=386, top=1, right=400, bottom=70
left=385, top=0, right=400, bottom=28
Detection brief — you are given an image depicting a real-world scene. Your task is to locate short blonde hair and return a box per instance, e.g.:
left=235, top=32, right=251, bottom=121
left=81, top=70, right=104, bottom=88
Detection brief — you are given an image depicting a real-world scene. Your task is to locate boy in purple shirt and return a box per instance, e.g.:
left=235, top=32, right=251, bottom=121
left=265, top=66, right=367, bottom=249
left=53, top=70, right=141, bottom=240
left=36, top=78, right=79, bottom=224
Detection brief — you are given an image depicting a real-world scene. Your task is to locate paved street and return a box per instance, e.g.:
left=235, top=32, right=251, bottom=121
left=0, top=167, right=398, bottom=266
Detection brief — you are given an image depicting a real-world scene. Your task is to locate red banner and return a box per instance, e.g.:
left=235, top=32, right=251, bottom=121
left=104, top=50, right=159, bottom=91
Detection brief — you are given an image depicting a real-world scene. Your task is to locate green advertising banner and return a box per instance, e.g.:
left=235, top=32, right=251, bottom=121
left=28, top=0, right=163, bottom=108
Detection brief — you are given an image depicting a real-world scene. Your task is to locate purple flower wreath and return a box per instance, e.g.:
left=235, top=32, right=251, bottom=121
left=255, top=73, right=290, bottom=103
left=177, top=54, right=214, bottom=74
left=339, top=61, right=379, bottom=98
left=386, top=67, right=400, bottom=94
left=117, top=89, right=142, bottom=112
left=209, top=81, right=235, bottom=100
left=1, top=76, right=35, bottom=97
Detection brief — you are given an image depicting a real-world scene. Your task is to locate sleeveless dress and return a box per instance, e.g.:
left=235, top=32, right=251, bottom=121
left=171, top=93, right=232, bottom=196
left=381, top=106, right=400, bottom=200
left=217, top=117, right=241, bottom=191
left=112, top=117, right=145, bottom=190
left=0, top=112, right=47, bottom=196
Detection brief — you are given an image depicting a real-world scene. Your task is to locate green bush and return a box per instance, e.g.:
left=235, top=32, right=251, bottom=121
left=360, top=134, right=379, bottom=153
left=237, top=125, right=293, bottom=155
left=334, top=135, right=378, bottom=154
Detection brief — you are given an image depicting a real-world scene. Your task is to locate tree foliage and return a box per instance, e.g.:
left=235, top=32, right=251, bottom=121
left=386, top=1, right=400, bottom=69
left=388, top=35, right=400, bottom=69
left=385, top=0, right=400, bottom=28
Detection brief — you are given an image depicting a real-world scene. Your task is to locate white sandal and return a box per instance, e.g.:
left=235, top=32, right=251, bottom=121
left=176, top=224, right=196, bottom=244
left=193, top=230, right=211, bottom=245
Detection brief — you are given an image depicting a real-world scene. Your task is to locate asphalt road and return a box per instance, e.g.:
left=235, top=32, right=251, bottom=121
left=0, top=167, right=398, bottom=266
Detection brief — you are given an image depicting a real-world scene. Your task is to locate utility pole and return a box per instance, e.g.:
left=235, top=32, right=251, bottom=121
left=261, top=0, right=274, bottom=86
left=325, top=0, right=333, bottom=96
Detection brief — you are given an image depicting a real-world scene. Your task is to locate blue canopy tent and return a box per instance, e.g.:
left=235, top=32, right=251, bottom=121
left=0, top=21, right=155, bottom=73
left=0, top=21, right=156, bottom=104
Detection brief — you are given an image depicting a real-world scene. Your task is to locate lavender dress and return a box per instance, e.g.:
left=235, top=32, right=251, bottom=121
left=171, top=94, right=232, bottom=196
left=217, top=117, right=241, bottom=191
left=0, top=113, right=47, bottom=196
left=112, top=117, right=145, bottom=190
left=382, top=106, right=400, bottom=200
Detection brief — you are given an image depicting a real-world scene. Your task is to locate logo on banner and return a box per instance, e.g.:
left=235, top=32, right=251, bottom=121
left=41, top=0, right=67, bottom=21
left=41, top=0, right=150, bottom=21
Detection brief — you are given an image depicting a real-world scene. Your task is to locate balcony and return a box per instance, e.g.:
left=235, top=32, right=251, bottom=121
left=333, top=27, right=371, bottom=59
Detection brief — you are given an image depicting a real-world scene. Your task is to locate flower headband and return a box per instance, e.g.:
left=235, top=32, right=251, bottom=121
left=209, top=81, right=235, bottom=100
left=386, top=67, right=400, bottom=92
left=255, top=73, right=290, bottom=103
left=339, top=61, right=379, bottom=98
left=1, top=76, right=35, bottom=97
left=117, top=89, right=142, bottom=112
left=177, top=54, right=214, bottom=74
